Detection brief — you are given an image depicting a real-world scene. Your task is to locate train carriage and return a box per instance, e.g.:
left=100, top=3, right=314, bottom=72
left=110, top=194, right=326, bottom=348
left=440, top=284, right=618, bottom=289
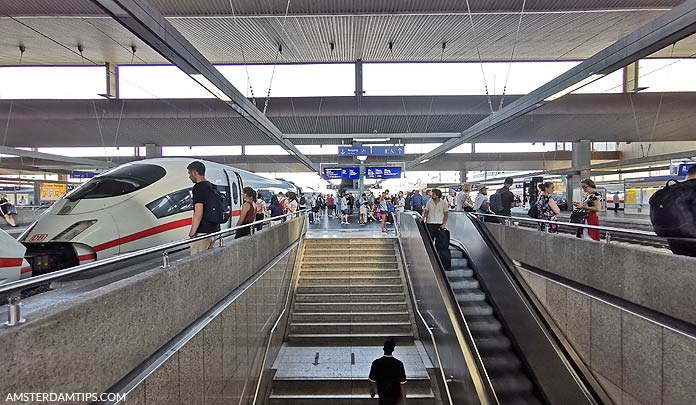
left=19, top=158, right=299, bottom=275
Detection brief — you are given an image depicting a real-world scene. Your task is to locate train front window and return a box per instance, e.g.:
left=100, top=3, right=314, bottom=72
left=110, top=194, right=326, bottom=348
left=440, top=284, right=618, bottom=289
left=67, top=164, right=166, bottom=201
left=146, top=189, right=193, bottom=219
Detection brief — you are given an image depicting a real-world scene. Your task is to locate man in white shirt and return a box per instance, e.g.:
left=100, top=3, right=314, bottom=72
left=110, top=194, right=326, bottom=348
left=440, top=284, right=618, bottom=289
left=421, top=188, right=448, bottom=240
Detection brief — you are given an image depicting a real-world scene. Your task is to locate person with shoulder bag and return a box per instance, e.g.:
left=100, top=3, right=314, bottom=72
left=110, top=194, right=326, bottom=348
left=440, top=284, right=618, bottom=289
left=535, top=182, right=560, bottom=233
left=236, top=187, right=257, bottom=239
left=572, top=179, right=602, bottom=241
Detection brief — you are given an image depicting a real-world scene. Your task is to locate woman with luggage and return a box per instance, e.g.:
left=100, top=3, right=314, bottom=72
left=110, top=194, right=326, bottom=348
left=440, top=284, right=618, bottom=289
left=573, top=179, right=602, bottom=241
left=536, top=182, right=560, bottom=233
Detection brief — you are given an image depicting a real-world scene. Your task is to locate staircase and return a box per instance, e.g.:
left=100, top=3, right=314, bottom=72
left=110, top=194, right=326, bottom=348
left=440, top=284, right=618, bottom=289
left=268, top=238, right=439, bottom=404
left=445, top=246, right=542, bottom=405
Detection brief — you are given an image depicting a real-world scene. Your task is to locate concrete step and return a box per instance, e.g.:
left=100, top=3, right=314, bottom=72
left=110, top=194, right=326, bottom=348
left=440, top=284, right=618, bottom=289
left=296, top=284, right=404, bottom=294
left=303, top=250, right=397, bottom=258
left=292, top=311, right=411, bottom=323
left=301, top=261, right=398, bottom=269
left=286, top=333, right=414, bottom=346
left=290, top=322, right=413, bottom=335
left=450, top=249, right=464, bottom=259
left=299, top=276, right=403, bottom=286
left=295, top=302, right=409, bottom=313
left=300, top=269, right=400, bottom=277
left=295, top=293, right=406, bottom=303
left=271, top=377, right=433, bottom=396
left=444, top=268, right=474, bottom=278
left=302, top=255, right=396, bottom=263
left=306, top=239, right=394, bottom=245
left=268, top=393, right=436, bottom=405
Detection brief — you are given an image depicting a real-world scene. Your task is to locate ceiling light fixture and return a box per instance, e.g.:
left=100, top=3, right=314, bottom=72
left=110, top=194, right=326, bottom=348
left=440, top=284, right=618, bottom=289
left=353, top=138, right=390, bottom=143
left=420, top=158, right=430, bottom=164
left=190, top=74, right=232, bottom=102
left=544, top=74, right=605, bottom=102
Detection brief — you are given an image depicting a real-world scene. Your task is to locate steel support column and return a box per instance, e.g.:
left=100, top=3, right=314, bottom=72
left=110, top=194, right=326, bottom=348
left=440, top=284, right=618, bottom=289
left=623, top=61, right=640, bottom=93
left=355, top=59, right=364, bottom=98
left=105, top=62, right=119, bottom=99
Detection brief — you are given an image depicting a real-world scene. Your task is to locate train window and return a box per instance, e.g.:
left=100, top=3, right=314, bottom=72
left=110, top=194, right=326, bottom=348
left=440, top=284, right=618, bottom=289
left=67, top=164, right=166, bottom=201
left=232, top=183, right=239, bottom=205
left=146, top=189, right=193, bottom=219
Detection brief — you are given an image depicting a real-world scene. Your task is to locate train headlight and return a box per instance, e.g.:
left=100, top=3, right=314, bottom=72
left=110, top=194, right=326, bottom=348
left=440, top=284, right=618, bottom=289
left=52, top=220, right=98, bottom=242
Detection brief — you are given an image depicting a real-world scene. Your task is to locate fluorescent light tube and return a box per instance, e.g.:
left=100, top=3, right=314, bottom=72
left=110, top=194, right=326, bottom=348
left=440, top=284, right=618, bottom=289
left=190, top=73, right=232, bottom=102
left=544, top=74, right=605, bottom=102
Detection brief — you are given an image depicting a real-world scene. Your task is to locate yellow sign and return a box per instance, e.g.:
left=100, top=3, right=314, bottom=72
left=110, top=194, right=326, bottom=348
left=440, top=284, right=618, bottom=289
left=41, top=183, right=67, bottom=201
left=625, top=188, right=639, bottom=205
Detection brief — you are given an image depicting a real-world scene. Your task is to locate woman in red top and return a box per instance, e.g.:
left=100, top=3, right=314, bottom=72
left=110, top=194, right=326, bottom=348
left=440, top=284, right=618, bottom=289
left=573, top=179, right=602, bottom=241
left=236, top=187, right=257, bottom=239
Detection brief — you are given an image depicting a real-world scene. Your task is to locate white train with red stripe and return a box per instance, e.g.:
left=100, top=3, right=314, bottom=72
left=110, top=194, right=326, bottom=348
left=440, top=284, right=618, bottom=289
left=1, top=229, right=32, bottom=285
left=19, top=158, right=299, bottom=275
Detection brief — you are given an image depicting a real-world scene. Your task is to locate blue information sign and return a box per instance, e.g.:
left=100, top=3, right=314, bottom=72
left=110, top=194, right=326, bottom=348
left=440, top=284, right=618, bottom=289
left=366, top=167, right=402, bottom=179
left=323, top=168, right=343, bottom=179
left=371, top=145, right=405, bottom=156
left=678, top=163, right=694, bottom=177
left=338, top=146, right=371, bottom=156
left=71, top=171, right=97, bottom=179
left=342, top=167, right=360, bottom=179
left=324, top=167, right=360, bottom=180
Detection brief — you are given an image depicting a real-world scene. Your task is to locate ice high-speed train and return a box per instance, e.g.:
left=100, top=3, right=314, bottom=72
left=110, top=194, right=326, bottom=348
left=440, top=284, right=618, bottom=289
left=1, top=229, right=32, bottom=285
left=20, top=159, right=300, bottom=275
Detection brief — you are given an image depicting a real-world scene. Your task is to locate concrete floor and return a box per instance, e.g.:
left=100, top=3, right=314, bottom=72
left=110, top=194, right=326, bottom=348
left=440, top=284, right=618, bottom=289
left=306, top=209, right=397, bottom=239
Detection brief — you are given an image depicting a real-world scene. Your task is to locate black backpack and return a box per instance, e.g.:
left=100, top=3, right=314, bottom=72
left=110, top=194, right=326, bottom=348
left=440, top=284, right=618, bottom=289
left=300, top=196, right=306, bottom=206
left=528, top=197, right=540, bottom=219
left=490, top=192, right=504, bottom=214
left=204, top=182, right=229, bottom=224
left=649, top=179, right=696, bottom=239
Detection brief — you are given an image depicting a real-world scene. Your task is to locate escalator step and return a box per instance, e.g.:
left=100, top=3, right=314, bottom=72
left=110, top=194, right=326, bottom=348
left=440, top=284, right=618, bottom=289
left=467, top=318, right=503, bottom=334
left=444, top=268, right=473, bottom=278
left=450, top=249, right=464, bottom=259
left=455, top=288, right=486, bottom=303
left=491, top=374, right=534, bottom=397
left=451, top=258, right=469, bottom=268
left=474, top=336, right=512, bottom=353
left=481, top=353, right=523, bottom=374
left=459, top=303, right=494, bottom=317
left=448, top=279, right=480, bottom=290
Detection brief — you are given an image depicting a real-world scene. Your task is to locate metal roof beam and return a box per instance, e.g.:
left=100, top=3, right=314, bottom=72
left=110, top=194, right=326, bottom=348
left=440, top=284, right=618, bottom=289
left=284, top=133, right=460, bottom=140
left=91, top=0, right=317, bottom=172
left=0, top=146, right=112, bottom=169
left=408, top=0, right=696, bottom=169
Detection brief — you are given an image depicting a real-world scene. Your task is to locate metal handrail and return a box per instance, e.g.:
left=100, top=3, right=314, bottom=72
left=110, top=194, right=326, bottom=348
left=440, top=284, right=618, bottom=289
left=469, top=212, right=674, bottom=240
left=2, top=210, right=307, bottom=327
left=1, top=209, right=307, bottom=296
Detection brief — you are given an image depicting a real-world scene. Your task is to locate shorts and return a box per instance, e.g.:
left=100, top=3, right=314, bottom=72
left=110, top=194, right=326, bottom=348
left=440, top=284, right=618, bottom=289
left=360, top=207, right=367, bottom=215
left=190, top=234, right=215, bottom=255
left=342, top=209, right=349, bottom=215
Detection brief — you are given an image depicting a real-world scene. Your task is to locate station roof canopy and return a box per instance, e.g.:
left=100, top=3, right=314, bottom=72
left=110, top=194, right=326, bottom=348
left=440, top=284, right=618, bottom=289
left=1, top=0, right=694, bottom=65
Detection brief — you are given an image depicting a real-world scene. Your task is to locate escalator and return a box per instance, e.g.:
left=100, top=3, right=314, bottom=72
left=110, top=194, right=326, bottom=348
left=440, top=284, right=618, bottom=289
left=405, top=212, right=609, bottom=405
left=446, top=244, right=541, bottom=404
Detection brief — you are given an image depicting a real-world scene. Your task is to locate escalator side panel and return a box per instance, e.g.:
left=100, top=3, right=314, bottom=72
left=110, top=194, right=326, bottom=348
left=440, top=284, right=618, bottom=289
left=446, top=213, right=599, bottom=405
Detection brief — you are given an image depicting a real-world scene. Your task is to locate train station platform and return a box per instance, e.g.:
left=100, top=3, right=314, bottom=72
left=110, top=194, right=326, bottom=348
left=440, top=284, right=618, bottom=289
left=1, top=211, right=694, bottom=404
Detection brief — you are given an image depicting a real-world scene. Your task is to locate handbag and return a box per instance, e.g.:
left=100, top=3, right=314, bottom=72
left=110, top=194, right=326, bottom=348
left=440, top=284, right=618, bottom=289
left=569, top=210, right=587, bottom=224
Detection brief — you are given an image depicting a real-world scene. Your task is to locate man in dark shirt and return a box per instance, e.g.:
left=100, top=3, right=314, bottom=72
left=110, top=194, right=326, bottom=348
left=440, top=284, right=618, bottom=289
left=494, top=177, right=516, bottom=217
left=187, top=161, right=221, bottom=255
left=411, top=190, right=424, bottom=215
left=369, top=340, right=407, bottom=404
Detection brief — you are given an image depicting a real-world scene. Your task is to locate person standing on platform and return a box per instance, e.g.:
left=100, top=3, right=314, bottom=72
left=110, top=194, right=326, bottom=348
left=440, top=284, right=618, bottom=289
left=445, top=189, right=456, bottom=211
left=379, top=194, right=389, bottom=232
left=0, top=194, right=17, bottom=227
left=573, top=179, right=602, bottom=241
left=267, top=195, right=283, bottom=226
left=341, top=194, right=350, bottom=224
left=423, top=190, right=431, bottom=206
left=286, top=192, right=299, bottom=216
left=369, top=340, right=407, bottom=405
left=186, top=161, right=220, bottom=255
left=327, top=194, right=335, bottom=217
left=235, top=187, right=257, bottom=239
left=457, top=184, right=475, bottom=212
left=474, top=186, right=489, bottom=212
left=536, top=182, right=560, bottom=233
left=255, top=192, right=266, bottom=231
left=490, top=177, right=515, bottom=216
left=278, top=192, right=287, bottom=215
left=396, top=191, right=406, bottom=224
left=421, top=188, right=448, bottom=241
left=411, top=190, right=423, bottom=215
left=613, top=191, right=620, bottom=213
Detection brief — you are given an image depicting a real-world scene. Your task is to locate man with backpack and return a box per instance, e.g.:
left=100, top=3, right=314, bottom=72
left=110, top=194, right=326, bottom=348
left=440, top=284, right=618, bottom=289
left=490, top=177, right=515, bottom=217
left=187, top=161, right=222, bottom=255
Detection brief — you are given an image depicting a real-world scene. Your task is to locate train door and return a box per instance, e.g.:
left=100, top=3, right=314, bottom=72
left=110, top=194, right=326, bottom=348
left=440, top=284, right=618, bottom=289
left=206, top=167, right=232, bottom=229
left=225, top=169, right=242, bottom=225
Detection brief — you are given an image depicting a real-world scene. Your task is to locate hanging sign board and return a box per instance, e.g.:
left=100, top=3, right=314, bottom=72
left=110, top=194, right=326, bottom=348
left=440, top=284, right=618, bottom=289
left=366, top=167, right=402, bottom=179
